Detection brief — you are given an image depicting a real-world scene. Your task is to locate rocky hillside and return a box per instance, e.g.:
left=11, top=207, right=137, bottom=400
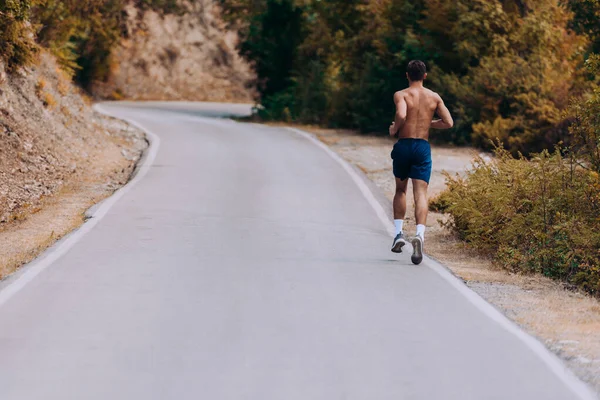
left=0, top=52, right=147, bottom=276
left=94, top=0, right=254, bottom=102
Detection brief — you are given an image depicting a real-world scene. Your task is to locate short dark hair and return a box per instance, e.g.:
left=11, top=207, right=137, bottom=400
left=407, top=60, right=427, bottom=81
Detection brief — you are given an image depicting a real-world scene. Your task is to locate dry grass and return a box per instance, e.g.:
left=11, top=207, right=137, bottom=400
left=35, top=77, right=47, bottom=93
left=57, top=80, right=70, bottom=96
left=34, top=76, right=59, bottom=108
left=0, top=52, right=147, bottom=279
left=0, top=132, right=144, bottom=280
left=41, top=92, right=57, bottom=108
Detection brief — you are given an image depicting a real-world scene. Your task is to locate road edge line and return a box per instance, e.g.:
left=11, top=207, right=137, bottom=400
left=286, top=126, right=598, bottom=400
left=0, top=104, right=160, bottom=309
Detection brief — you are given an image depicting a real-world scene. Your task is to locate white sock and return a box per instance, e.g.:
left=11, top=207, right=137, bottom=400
left=416, top=224, right=426, bottom=239
left=394, top=219, right=404, bottom=235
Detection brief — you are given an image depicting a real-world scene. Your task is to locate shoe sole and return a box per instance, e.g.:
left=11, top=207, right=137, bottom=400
left=411, top=238, right=423, bottom=265
left=391, top=239, right=406, bottom=253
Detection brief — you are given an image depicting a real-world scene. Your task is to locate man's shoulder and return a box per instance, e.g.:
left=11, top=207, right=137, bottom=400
left=424, top=87, right=442, bottom=99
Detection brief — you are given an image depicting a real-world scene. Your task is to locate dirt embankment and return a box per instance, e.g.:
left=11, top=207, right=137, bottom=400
left=0, top=52, right=147, bottom=279
left=93, top=0, right=254, bottom=103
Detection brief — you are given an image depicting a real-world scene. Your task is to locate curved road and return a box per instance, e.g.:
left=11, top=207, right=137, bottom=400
left=0, top=102, right=594, bottom=399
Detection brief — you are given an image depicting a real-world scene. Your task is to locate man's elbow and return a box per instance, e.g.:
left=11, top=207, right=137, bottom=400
left=447, top=119, right=454, bottom=128
left=396, top=112, right=407, bottom=123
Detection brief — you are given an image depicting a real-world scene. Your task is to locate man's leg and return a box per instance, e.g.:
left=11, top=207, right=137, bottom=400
left=412, top=179, right=429, bottom=228
left=394, top=178, right=409, bottom=221
left=391, top=178, right=409, bottom=253
left=411, top=179, right=428, bottom=264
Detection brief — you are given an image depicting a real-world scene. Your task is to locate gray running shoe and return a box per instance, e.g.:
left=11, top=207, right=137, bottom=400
left=411, top=234, right=424, bottom=265
left=391, top=232, right=407, bottom=253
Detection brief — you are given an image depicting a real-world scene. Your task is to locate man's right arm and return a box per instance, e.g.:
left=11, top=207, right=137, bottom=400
left=389, top=92, right=407, bottom=136
left=431, top=95, right=454, bottom=129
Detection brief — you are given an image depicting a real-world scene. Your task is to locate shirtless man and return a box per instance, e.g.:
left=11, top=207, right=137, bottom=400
left=389, top=60, right=454, bottom=264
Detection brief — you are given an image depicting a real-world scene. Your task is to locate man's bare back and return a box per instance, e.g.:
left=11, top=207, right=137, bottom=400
left=389, top=85, right=453, bottom=140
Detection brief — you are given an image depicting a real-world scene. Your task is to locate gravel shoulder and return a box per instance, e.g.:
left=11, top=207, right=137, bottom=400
left=292, top=124, right=600, bottom=395
left=0, top=53, right=147, bottom=281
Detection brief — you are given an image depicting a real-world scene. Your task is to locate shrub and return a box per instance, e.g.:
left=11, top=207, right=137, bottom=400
left=0, top=0, right=37, bottom=71
left=254, top=86, right=297, bottom=121
left=438, top=146, right=600, bottom=296
left=569, top=54, right=600, bottom=171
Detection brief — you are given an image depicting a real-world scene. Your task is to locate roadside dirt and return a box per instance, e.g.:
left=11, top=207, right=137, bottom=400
left=0, top=53, right=147, bottom=280
left=296, top=125, right=600, bottom=394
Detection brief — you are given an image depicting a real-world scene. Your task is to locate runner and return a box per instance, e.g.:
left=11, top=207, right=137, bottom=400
left=389, top=60, right=454, bottom=264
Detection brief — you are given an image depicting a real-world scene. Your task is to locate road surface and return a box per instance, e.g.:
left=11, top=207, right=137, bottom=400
left=0, top=102, right=594, bottom=399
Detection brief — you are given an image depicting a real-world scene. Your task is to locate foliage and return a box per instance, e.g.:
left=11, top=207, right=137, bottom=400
left=0, top=0, right=180, bottom=88
left=31, top=0, right=125, bottom=87
left=239, top=0, right=305, bottom=100
left=569, top=54, right=600, bottom=171
left=435, top=54, right=600, bottom=295
left=437, top=145, right=600, bottom=296
left=568, top=0, right=600, bottom=53
left=425, top=0, right=587, bottom=154
left=222, top=0, right=597, bottom=155
left=0, top=0, right=37, bottom=71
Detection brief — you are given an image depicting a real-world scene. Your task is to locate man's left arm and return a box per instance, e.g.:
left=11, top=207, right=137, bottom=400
left=431, top=96, right=454, bottom=129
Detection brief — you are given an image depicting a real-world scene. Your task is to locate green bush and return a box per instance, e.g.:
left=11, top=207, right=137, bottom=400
left=0, top=0, right=37, bottom=71
left=569, top=54, right=600, bottom=171
left=437, top=146, right=600, bottom=296
left=433, top=55, right=600, bottom=296
left=32, top=0, right=123, bottom=85
left=255, top=86, right=297, bottom=121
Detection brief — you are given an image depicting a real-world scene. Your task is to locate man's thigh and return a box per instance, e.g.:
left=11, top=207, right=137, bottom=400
left=412, top=178, right=429, bottom=197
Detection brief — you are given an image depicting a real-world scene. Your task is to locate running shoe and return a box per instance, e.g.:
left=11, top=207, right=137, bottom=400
left=411, top=234, right=424, bottom=265
left=391, top=232, right=407, bottom=253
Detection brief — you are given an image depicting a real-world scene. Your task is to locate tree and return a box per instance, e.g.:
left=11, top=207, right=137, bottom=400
left=570, top=54, right=600, bottom=171
left=568, top=0, right=600, bottom=53
left=240, top=0, right=304, bottom=101
left=422, top=0, right=587, bottom=153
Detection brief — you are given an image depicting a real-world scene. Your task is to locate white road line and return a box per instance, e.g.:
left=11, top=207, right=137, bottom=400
left=286, top=126, right=598, bottom=400
left=0, top=105, right=161, bottom=308
left=285, top=128, right=396, bottom=238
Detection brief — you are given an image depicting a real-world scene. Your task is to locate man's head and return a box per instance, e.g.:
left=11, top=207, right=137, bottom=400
left=406, top=60, right=427, bottom=82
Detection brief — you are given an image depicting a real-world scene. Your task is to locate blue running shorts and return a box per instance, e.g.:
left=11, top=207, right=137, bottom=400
left=391, top=138, right=432, bottom=184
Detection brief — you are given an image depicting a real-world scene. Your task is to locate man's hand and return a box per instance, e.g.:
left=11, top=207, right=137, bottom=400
left=389, top=122, right=397, bottom=137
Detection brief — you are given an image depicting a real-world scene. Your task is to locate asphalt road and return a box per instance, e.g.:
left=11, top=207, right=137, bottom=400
left=0, top=102, right=594, bottom=399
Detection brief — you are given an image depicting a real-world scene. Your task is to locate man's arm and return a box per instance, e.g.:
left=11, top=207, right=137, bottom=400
left=431, top=96, right=454, bottom=129
left=389, top=92, right=407, bottom=136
